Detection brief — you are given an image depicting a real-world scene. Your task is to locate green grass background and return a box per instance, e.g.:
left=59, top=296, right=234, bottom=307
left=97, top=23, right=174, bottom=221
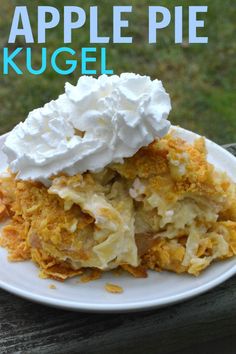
left=0, top=0, right=235, bottom=144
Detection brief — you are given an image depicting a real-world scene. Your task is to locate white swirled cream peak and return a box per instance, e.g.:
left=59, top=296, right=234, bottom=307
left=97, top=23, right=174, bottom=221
left=3, top=73, right=172, bottom=184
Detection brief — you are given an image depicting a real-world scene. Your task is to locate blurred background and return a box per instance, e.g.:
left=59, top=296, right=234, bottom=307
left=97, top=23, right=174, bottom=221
left=0, top=0, right=235, bottom=144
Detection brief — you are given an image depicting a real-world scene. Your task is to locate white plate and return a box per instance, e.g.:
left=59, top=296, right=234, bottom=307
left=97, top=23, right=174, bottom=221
left=0, top=127, right=236, bottom=313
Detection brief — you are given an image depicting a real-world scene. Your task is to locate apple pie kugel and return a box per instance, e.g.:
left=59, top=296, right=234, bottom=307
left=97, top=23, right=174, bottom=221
left=1, top=131, right=236, bottom=281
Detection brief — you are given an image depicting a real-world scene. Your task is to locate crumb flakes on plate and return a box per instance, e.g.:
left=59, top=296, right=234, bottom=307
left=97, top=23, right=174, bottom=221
left=105, top=283, right=124, bottom=294
left=49, top=284, right=57, bottom=289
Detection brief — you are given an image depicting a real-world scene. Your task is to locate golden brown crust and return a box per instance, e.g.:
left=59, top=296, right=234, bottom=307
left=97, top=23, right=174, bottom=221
left=1, top=132, right=236, bottom=281
left=121, top=264, right=148, bottom=278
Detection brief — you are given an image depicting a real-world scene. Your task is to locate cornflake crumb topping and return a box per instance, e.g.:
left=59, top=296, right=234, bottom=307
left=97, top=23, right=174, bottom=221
left=105, top=283, right=124, bottom=294
left=49, top=284, right=57, bottom=289
left=1, top=130, right=236, bottom=282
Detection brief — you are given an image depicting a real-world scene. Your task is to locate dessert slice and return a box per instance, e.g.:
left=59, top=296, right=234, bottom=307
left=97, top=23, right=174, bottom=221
left=1, top=131, right=236, bottom=280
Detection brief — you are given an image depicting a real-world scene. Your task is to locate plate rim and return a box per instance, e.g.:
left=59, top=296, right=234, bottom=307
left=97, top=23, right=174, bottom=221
left=0, top=126, right=236, bottom=313
left=0, top=262, right=236, bottom=312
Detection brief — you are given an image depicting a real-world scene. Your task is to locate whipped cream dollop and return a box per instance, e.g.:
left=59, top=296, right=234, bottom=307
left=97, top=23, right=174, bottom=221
left=4, top=73, right=172, bottom=184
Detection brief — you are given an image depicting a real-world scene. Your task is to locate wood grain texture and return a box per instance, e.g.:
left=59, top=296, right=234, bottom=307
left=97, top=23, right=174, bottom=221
left=223, top=143, right=236, bottom=156
left=0, top=145, right=236, bottom=354
left=0, top=276, right=236, bottom=354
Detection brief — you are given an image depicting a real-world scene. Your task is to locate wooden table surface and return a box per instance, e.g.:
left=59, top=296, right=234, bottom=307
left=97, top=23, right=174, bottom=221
left=1, top=144, right=236, bottom=354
